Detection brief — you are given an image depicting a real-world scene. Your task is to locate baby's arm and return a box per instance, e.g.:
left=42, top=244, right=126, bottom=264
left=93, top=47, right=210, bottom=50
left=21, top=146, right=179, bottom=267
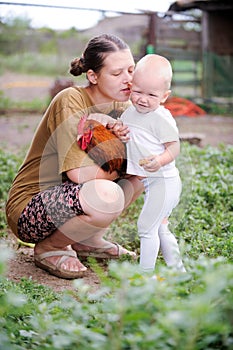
left=139, top=140, right=180, bottom=172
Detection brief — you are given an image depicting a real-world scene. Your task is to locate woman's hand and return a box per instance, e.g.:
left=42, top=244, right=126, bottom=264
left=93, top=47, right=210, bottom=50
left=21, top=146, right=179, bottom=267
left=107, top=119, right=130, bottom=143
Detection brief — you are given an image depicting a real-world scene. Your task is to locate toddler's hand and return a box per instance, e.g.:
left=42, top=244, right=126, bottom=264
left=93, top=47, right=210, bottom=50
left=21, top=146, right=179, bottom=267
left=139, top=156, right=162, bottom=172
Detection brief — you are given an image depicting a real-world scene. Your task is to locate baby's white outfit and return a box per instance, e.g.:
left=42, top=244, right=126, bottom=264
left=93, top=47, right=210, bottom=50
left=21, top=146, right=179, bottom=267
left=121, top=105, right=186, bottom=272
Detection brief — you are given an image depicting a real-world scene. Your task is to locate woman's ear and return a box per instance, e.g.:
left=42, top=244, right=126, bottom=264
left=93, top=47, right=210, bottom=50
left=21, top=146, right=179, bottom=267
left=86, top=69, right=98, bottom=84
left=161, top=89, right=171, bottom=103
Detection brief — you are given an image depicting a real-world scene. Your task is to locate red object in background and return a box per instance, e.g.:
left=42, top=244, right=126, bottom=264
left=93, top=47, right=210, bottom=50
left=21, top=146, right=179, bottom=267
left=164, top=97, right=206, bottom=117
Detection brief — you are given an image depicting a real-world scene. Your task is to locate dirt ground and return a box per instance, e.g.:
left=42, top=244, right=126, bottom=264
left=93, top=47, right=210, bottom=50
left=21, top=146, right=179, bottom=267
left=1, top=73, right=233, bottom=292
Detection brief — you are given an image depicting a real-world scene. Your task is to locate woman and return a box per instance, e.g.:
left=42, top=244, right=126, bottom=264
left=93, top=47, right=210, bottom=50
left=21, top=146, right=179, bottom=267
left=6, top=34, right=143, bottom=279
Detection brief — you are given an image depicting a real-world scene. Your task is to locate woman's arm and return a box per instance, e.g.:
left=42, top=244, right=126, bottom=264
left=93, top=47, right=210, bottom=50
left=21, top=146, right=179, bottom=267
left=67, top=165, right=119, bottom=184
left=87, top=113, right=116, bottom=126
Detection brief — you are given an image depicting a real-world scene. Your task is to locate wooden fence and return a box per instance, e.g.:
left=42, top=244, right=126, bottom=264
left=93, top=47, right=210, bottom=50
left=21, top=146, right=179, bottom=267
left=155, top=16, right=202, bottom=98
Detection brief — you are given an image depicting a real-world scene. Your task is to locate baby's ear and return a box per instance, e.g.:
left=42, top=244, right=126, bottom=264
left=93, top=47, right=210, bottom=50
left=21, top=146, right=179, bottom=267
left=161, top=90, right=171, bottom=103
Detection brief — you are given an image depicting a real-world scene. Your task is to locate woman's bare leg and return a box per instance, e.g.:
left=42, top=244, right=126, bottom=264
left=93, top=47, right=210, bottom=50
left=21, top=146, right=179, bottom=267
left=118, top=175, right=144, bottom=208
left=73, top=176, right=144, bottom=251
left=34, top=179, right=125, bottom=272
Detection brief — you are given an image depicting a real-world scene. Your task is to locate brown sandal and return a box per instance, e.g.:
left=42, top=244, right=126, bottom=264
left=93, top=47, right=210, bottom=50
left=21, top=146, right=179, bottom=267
left=34, top=250, right=87, bottom=279
left=72, top=242, right=137, bottom=260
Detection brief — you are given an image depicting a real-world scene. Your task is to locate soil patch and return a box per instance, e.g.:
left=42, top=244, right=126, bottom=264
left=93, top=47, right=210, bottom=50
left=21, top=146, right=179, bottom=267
left=5, top=233, right=103, bottom=292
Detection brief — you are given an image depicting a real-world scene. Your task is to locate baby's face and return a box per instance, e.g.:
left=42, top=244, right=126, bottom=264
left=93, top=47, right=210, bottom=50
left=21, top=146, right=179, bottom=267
left=130, top=74, right=169, bottom=114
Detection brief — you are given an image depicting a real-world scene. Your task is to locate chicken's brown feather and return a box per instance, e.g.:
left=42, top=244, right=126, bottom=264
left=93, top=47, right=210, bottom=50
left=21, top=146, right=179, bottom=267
left=78, top=119, right=126, bottom=175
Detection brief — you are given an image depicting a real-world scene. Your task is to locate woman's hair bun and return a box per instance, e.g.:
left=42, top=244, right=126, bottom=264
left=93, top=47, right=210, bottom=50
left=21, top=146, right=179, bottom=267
left=69, top=57, right=85, bottom=76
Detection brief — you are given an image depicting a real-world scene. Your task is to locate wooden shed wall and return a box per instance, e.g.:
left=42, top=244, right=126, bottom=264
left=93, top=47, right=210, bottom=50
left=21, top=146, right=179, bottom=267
left=202, top=9, right=233, bottom=98
left=202, top=10, right=233, bottom=55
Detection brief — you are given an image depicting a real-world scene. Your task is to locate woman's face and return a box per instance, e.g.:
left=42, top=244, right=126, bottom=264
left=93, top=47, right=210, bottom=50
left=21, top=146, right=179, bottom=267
left=94, top=49, right=135, bottom=103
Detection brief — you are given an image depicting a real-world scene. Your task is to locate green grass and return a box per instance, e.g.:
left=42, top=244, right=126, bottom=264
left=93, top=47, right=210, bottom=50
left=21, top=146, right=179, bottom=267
left=0, top=53, right=70, bottom=76
left=0, top=90, right=49, bottom=113
left=198, top=101, right=233, bottom=116
left=0, top=143, right=233, bottom=349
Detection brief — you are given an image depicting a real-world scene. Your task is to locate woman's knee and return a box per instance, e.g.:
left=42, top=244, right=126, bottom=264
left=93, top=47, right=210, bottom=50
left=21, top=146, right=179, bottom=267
left=79, top=179, right=125, bottom=220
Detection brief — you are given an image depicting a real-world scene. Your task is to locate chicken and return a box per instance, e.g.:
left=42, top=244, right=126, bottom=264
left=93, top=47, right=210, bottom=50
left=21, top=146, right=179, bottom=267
left=77, top=115, right=126, bottom=176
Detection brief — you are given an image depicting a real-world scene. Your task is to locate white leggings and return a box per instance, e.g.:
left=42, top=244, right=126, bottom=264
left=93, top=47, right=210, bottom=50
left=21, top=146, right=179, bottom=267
left=138, top=175, right=185, bottom=272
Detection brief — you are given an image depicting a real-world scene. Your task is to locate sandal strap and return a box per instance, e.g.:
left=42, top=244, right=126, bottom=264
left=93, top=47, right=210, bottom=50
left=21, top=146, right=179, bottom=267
left=73, top=242, right=136, bottom=258
left=35, top=250, right=77, bottom=262
left=75, top=242, right=116, bottom=253
left=114, top=243, right=136, bottom=257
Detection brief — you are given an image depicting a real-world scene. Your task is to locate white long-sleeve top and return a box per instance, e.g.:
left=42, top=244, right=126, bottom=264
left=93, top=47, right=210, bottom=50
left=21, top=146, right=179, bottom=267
left=120, top=105, right=180, bottom=178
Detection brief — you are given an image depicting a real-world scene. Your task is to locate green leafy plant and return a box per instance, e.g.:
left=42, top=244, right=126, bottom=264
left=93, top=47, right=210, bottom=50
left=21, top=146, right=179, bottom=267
left=0, top=250, right=232, bottom=350
left=0, top=149, right=23, bottom=235
left=0, top=90, right=49, bottom=113
left=0, top=91, right=12, bottom=110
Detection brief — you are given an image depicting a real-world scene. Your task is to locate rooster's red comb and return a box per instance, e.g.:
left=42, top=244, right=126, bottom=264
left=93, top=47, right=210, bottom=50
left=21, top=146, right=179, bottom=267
left=77, top=115, right=93, bottom=150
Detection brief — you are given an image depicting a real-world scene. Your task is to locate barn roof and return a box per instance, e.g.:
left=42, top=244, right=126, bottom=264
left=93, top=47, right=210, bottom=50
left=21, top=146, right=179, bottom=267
left=168, top=0, right=233, bottom=12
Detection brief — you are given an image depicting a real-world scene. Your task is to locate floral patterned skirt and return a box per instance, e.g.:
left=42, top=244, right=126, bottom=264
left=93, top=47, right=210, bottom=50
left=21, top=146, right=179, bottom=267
left=17, top=181, right=84, bottom=243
